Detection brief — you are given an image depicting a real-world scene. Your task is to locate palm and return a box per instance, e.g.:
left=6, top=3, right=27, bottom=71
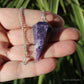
left=0, top=8, right=80, bottom=82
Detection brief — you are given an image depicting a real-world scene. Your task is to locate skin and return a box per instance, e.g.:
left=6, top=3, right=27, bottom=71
left=0, top=8, right=81, bottom=82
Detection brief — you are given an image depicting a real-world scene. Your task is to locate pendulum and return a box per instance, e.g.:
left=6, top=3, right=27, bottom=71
left=32, top=10, right=52, bottom=61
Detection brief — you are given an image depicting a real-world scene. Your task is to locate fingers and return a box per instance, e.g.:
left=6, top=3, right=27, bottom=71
left=0, top=31, right=8, bottom=43
left=7, top=28, right=34, bottom=45
left=0, top=58, right=57, bottom=82
left=0, top=8, right=64, bottom=30
left=59, top=28, right=81, bottom=41
left=7, top=27, right=81, bottom=45
left=7, top=45, right=35, bottom=61
left=50, top=28, right=81, bottom=42
left=0, top=29, right=9, bottom=57
left=0, top=29, right=9, bottom=66
left=7, top=40, right=76, bottom=61
left=44, top=40, right=76, bottom=58
left=0, top=42, right=8, bottom=66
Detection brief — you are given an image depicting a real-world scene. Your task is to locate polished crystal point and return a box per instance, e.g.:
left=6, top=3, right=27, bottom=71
left=32, top=22, right=52, bottom=61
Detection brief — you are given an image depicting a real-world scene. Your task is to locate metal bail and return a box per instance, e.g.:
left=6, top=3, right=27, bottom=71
left=41, top=10, right=46, bottom=22
left=20, top=7, right=28, bottom=65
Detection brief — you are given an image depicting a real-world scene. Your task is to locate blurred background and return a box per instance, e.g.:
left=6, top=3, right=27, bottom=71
left=0, top=0, right=84, bottom=84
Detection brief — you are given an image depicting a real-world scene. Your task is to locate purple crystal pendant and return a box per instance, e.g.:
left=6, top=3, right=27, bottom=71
left=33, top=22, right=52, bottom=61
left=32, top=10, right=52, bottom=61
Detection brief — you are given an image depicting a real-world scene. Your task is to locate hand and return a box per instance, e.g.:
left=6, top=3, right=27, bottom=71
left=0, top=8, right=81, bottom=82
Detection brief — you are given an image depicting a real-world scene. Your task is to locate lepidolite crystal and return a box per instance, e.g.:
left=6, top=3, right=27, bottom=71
left=32, top=22, right=52, bottom=61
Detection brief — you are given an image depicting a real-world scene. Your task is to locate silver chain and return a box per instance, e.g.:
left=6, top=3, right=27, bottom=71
left=41, top=10, right=46, bottom=22
left=20, top=7, right=28, bottom=65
